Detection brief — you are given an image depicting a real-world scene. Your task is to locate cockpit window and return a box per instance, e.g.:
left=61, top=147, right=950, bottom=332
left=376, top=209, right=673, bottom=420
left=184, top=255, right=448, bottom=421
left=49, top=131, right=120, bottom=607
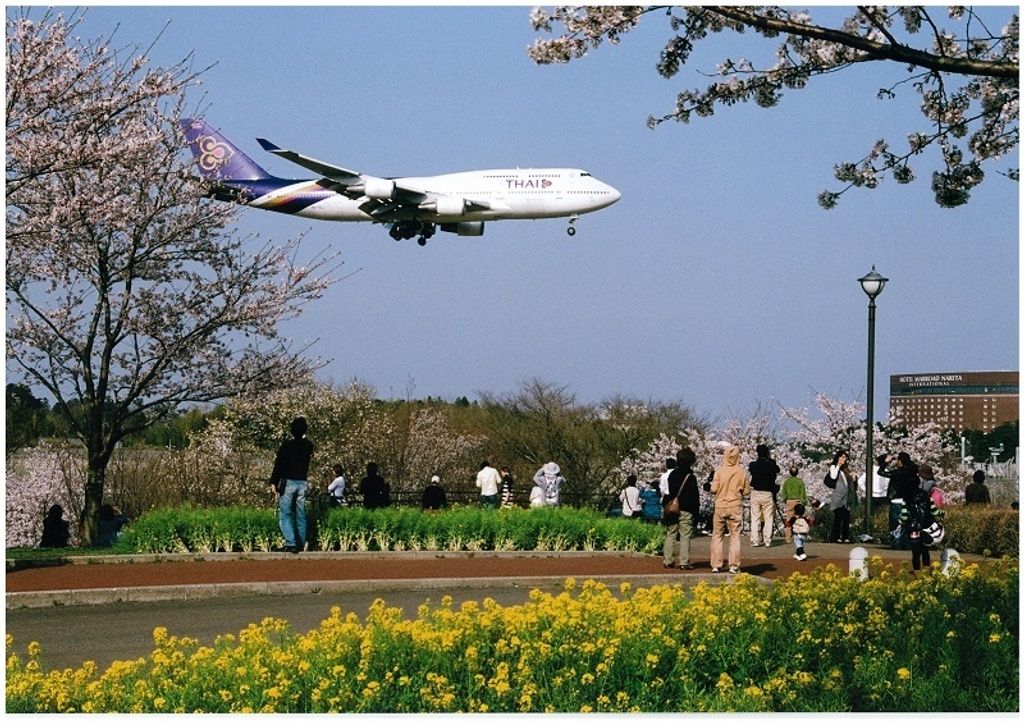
left=581, top=172, right=591, bottom=177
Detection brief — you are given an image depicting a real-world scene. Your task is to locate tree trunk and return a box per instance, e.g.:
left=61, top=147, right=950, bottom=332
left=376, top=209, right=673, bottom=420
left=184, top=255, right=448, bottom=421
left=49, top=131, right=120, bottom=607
left=79, top=457, right=107, bottom=547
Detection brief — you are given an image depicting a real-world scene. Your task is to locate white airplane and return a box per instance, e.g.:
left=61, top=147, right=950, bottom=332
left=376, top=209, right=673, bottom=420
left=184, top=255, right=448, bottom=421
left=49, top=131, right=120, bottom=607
left=182, top=119, right=621, bottom=245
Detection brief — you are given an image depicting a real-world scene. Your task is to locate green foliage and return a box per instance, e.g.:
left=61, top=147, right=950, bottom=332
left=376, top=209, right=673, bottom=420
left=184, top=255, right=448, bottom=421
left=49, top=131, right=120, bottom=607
left=942, top=506, right=1019, bottom=558
left=117, top=506, right=280, bottom=554
left=962, top=421, right=1019, bottom=463
left=114, top=505, right=664, bottom=554
left=5, top=383, right=53, bottom=455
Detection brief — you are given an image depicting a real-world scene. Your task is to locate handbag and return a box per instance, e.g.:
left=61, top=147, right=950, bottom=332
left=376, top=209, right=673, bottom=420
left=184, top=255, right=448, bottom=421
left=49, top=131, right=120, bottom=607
left=663, top=473, right=692, bottom=517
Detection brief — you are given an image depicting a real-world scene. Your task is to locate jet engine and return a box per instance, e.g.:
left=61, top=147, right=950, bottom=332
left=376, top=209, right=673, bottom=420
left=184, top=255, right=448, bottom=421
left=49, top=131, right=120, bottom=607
left=430, top=196, right=466, bottom=217
left=350, top=178, right=395, bottom=199
left=441, top=221, right=485, bottom=236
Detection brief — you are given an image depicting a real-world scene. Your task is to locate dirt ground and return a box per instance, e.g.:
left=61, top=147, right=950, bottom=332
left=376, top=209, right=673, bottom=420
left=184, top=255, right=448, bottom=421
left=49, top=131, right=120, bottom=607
left=6, top=545, right=925, bottom=593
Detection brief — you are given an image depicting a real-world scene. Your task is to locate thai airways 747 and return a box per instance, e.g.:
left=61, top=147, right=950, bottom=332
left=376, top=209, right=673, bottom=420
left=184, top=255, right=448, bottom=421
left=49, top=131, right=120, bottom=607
left=181, top=119, right=620, bottom=245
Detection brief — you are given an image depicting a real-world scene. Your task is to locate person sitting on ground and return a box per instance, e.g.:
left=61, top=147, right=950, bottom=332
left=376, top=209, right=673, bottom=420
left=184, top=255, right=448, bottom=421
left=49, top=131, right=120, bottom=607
left=639, top=479, right=662, bottom=523
left=41, top=504, right=70, bottom=548
left=97, top=504, right=128, bottom=547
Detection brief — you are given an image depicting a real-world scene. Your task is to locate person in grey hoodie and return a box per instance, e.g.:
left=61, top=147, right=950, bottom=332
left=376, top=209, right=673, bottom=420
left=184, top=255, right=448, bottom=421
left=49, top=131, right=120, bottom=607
left=827, top=450, right=856, bottom=543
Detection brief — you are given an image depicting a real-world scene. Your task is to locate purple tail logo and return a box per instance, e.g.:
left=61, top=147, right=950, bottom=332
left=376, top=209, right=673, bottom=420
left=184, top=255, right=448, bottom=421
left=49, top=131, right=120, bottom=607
left=195, top=134, right=234, bottom=173
left=181, top=118, right=272, bottom=181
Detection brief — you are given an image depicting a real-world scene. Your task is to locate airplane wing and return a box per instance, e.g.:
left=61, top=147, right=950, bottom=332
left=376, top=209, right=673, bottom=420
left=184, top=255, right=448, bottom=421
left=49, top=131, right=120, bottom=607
left=255, top=138, right=494, bottom=220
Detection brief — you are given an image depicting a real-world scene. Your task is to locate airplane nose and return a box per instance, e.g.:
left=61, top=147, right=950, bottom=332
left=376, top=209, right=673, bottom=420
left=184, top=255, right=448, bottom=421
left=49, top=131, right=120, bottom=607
left=608, top=185, right=621, bottom=204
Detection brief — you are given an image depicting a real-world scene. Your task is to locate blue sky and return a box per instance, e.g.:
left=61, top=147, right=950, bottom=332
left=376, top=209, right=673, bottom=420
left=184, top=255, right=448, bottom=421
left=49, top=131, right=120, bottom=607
left=51, top=6, right=1021, bottom=422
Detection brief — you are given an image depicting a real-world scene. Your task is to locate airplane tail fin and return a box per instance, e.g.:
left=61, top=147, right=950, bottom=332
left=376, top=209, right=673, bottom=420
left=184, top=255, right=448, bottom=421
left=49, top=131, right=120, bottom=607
left=180, top=118, right=273, bottom=181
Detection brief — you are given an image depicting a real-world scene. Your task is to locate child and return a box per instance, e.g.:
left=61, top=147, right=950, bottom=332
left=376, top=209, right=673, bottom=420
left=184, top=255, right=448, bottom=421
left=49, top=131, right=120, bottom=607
left=786, top=503, right=812, bottom=561
left=900, top=484, right=945, bottom=571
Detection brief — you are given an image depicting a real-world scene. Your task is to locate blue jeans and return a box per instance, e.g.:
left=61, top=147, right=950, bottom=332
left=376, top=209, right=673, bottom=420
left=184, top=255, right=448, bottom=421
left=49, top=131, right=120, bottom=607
left=480, top=494, right=499, bottom=509
left=889, top=501, right=907, bottom=549
left=279, top=479, right=308, bottom=548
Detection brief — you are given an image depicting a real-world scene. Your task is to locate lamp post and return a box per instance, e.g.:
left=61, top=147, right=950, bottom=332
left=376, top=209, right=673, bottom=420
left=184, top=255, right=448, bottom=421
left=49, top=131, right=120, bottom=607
left=859, top=266, right=887, bottom=541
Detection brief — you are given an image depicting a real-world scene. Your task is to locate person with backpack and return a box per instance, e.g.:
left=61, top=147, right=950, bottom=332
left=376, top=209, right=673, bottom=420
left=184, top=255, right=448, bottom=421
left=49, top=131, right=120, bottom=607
left=880, top=452, right=920, bottom=550
left=900, top=483, right=945, bottom=571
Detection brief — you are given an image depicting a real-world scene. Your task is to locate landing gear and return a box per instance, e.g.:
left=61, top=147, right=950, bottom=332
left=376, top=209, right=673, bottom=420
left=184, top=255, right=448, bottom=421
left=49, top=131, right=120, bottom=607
left=567, top=215, right=578, bottom=236
left=389, top=221, right=436, bottom=245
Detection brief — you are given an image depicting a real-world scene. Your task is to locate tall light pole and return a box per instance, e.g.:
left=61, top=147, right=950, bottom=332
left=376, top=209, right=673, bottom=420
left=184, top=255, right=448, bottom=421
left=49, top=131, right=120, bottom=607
left=859, top=266, right=888, bottom=541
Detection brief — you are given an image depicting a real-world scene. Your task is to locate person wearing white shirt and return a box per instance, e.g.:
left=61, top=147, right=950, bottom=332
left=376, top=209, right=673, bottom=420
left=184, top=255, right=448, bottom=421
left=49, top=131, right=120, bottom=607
left=857, top=454, right=890, bottom=510
left=658, top=457, right=676, bottom=496
left=327, top=464, right=347, bottom=506
left=619, top=475, right=642, bottom=517
left=475, top=461, right=501, bottom=508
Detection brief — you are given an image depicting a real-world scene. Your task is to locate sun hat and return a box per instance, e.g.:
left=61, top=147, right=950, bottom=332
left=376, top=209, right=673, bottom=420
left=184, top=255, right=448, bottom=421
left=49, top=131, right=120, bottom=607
left=543, top=462, right=560, bottom=476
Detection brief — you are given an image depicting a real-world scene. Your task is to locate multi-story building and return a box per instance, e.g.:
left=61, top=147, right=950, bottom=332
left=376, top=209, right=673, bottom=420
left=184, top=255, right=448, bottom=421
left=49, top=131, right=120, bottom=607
left=889, top=370, right=1019, bottom=432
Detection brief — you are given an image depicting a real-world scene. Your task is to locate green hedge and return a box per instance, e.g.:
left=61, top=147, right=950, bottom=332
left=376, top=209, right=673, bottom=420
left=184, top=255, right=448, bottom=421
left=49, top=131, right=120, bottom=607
left=117, top=506, right=664, bottom=554
left=811, top=504, right=1017, bottom=558
left=109, top=503, right=1020, bottom=558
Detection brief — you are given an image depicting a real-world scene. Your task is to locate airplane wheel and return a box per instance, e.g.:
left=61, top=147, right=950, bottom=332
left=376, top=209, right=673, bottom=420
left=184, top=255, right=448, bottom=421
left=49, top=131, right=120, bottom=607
left=567, top=226, right=576, bottom=236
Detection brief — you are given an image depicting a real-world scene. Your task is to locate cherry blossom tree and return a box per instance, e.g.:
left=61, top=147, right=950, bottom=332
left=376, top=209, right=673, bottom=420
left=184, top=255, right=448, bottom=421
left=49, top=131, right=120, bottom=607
left=618, top=392, right=962, bottom=514
left=529, top=6, right=1019, bottom=208
left=6, top=11, right=337, bottom=545
left=392, top=408, right=486, bottom=495
left=6, top=443, right=86, bottom=548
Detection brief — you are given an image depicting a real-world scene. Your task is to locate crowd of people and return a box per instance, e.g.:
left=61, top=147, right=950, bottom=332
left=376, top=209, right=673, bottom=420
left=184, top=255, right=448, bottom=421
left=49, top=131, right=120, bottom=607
left=633, top=443, right=993, bottom=574
left=34, top=416, right=1001, bottom=559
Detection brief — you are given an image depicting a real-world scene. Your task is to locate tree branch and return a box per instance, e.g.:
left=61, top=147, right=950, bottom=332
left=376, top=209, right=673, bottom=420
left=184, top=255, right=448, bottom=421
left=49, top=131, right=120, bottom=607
left=706, top=5, right=1019, bottom=79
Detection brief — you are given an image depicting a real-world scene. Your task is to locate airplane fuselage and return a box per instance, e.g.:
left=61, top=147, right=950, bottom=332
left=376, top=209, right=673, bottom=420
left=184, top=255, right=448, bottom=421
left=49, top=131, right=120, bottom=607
left=224, top=168, right=619, bottom=223
left=182, top=118, right=620, bottom=243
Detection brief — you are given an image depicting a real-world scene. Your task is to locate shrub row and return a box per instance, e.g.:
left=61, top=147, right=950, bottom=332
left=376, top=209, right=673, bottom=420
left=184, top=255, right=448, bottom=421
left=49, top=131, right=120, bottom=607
left=810, top=504, right=1018, bottom=558
left=113, top=503, right=1018, bottom=558
left=117, top=506, right=664, bottom=555
left=7, top=561, right=1018, bottom=712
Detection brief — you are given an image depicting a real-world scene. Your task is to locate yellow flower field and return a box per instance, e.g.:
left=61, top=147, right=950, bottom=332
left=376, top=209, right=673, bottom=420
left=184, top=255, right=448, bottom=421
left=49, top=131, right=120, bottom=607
left=6, top=560, right=1018, bottom=712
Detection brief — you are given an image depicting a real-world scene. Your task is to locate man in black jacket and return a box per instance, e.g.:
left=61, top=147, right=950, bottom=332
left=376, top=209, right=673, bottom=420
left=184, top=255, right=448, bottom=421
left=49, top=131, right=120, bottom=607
left=663, top=447, right=701, bottom=570
left=268, top=417, right=314, bottom=554
left=748, top=444, right=781, bottom=547
left=880, top=451, right=919, bottom=550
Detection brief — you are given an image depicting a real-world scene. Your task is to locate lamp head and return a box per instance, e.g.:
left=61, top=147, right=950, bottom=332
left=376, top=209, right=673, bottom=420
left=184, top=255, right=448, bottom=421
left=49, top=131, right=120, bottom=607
left=859, top=266, right=888, bottom=299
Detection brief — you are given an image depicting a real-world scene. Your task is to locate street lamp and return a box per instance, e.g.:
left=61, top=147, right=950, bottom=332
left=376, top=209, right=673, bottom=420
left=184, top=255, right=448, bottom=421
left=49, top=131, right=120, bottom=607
left=859, top=266, right=888, bottom=541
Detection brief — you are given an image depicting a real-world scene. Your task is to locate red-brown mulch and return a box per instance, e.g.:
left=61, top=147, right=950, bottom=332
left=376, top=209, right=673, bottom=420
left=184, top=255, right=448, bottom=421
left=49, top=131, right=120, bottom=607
left=5, top=553, right=863, bottom=593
